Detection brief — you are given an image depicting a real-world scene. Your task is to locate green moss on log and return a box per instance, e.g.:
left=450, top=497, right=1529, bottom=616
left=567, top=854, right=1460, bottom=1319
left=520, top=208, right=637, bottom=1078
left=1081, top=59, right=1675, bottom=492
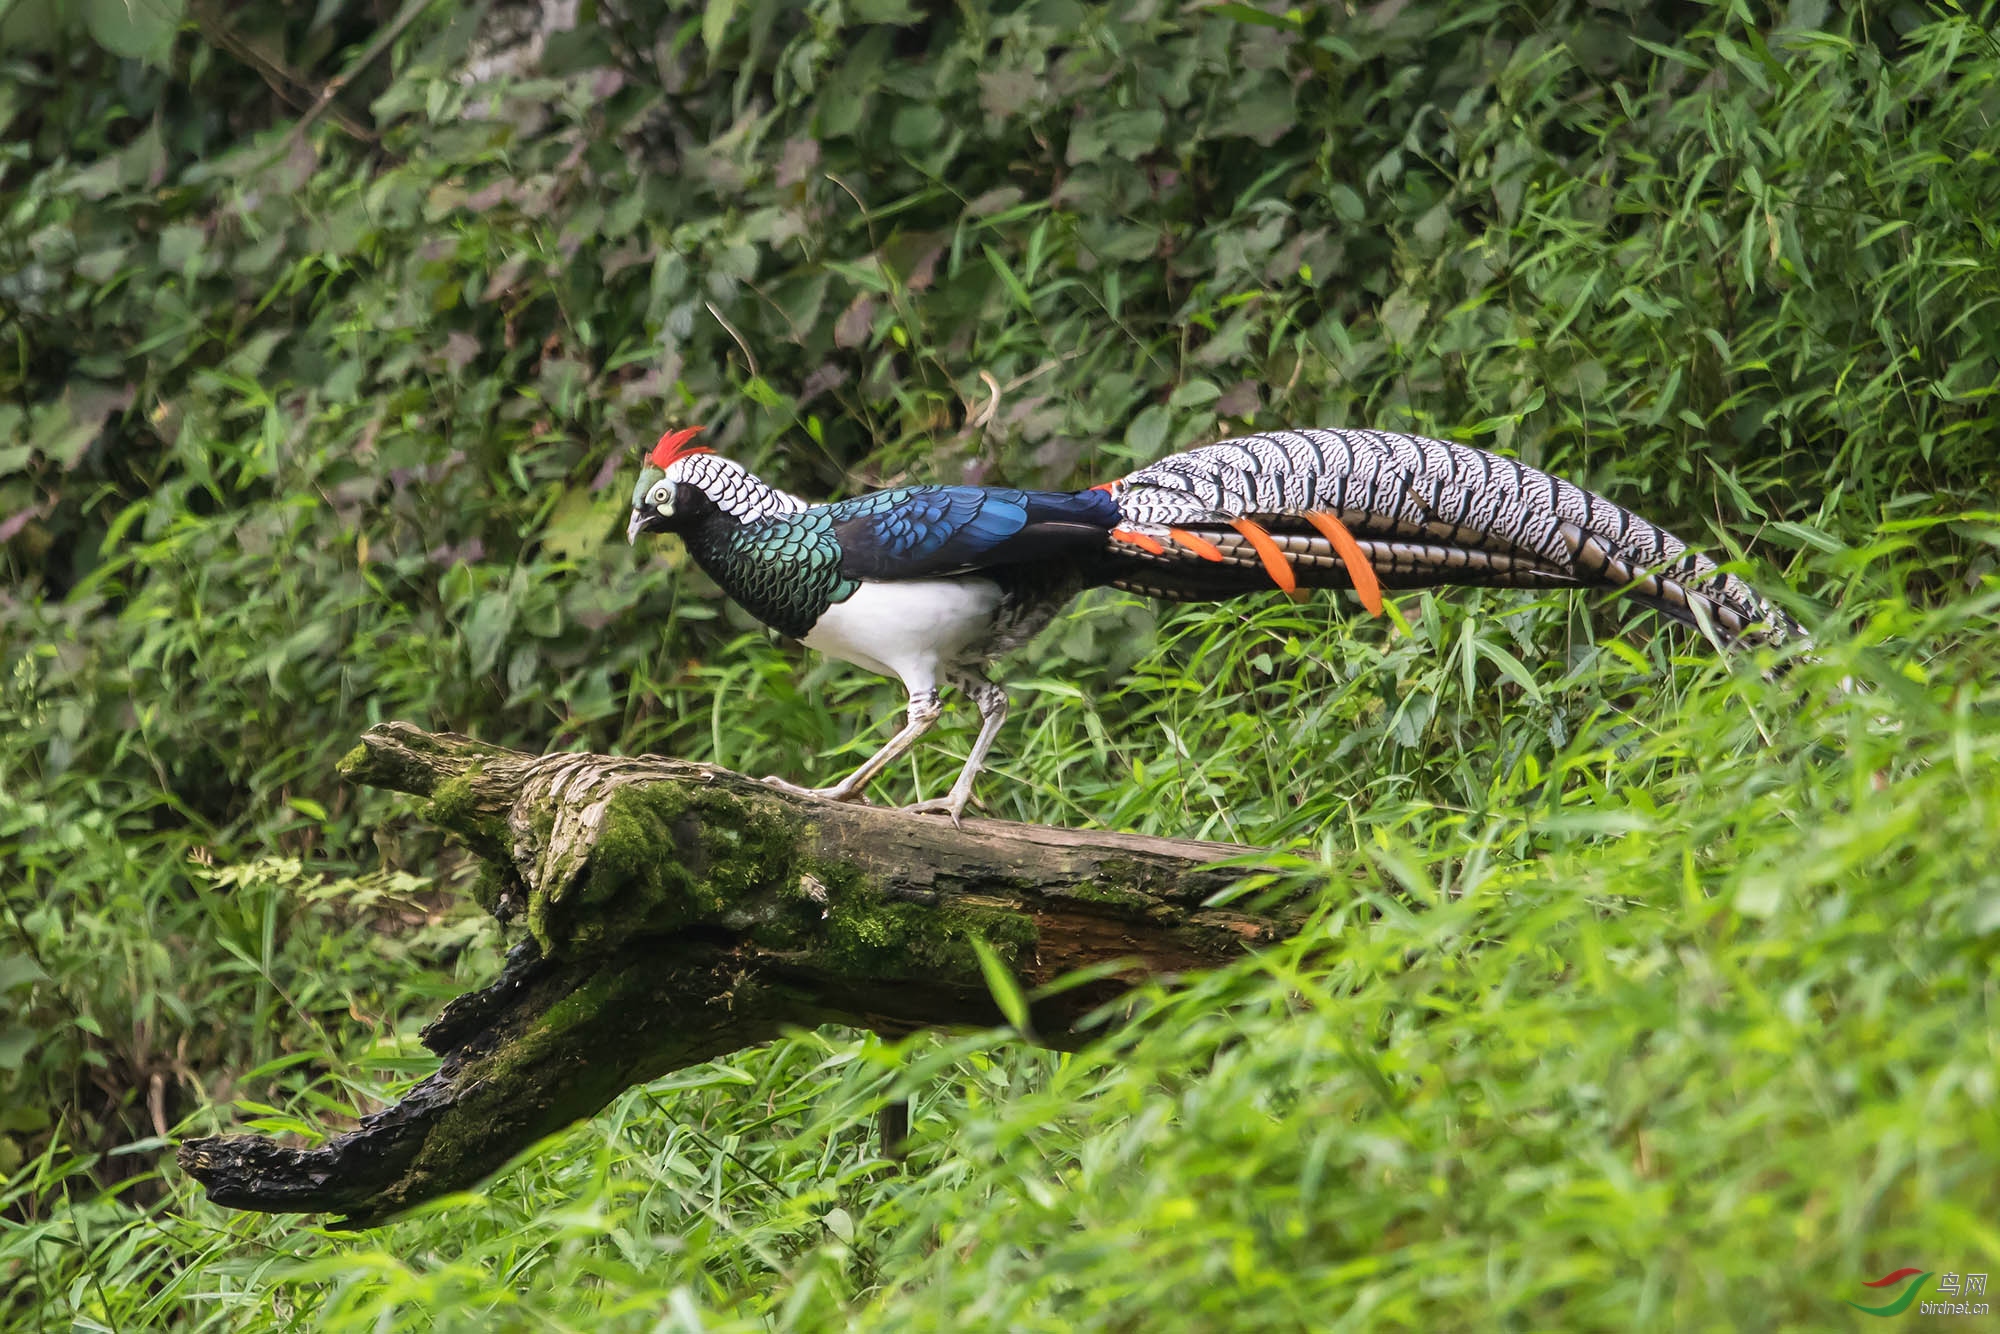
left=816, top=871, right=1038, bottom=978
left=1050, top=878, right=1167, bottom=915
left=530, top=780, right=805, bottom=957
left=387, top=952, right=777, bottom=1218
left=423, top=766, right=509, bottom=859
left=467, top=861, right=513, bottom=920
left=507, top=773, right=1045, bottom=979
left=334, top=744, right=369, bottom=781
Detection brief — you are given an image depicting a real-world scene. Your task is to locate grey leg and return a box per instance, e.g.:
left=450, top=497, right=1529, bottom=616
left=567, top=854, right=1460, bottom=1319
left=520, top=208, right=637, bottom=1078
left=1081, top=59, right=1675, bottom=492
left=764, top=688, right=944, bottom=804
left=903, top=675, right=1008, bottom=826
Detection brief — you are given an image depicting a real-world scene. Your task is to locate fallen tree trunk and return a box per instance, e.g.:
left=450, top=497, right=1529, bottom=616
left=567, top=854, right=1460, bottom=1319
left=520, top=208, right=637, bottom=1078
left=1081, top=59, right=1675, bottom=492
left=178, top=722, right=1309, bottom=1227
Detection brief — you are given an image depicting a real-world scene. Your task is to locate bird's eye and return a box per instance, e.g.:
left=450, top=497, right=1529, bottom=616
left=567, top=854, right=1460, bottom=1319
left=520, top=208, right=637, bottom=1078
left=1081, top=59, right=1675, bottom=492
left=649, top=482, right=673, bottom=510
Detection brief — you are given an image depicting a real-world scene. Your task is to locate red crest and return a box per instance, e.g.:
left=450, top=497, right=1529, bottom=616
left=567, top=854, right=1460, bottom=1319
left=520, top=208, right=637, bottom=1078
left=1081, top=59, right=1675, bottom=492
left=648, top=425, right=711, bottom=469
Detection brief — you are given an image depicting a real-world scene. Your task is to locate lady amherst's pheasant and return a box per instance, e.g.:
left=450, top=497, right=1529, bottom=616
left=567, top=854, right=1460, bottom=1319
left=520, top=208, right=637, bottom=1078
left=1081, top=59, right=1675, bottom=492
left=628, top=425, right=1801, bottom=822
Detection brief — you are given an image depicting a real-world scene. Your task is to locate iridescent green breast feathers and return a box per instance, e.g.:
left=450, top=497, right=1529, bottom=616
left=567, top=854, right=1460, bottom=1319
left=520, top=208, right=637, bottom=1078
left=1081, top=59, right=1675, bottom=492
left=694, top=510, right=857, bottom=640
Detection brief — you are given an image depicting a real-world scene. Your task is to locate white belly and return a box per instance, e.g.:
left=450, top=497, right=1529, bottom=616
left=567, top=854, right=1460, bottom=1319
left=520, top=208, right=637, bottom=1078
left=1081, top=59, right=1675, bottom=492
left=800, top=579, right=1003, bottom=692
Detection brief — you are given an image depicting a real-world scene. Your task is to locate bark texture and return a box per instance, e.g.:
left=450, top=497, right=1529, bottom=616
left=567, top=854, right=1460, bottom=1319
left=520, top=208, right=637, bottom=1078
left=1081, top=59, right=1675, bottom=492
left=178, top=722, right=1300, bottom=1226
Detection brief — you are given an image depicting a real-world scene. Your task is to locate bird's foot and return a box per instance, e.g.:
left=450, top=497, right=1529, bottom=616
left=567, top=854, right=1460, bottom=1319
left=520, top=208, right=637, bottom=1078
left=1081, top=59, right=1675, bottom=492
left=900, top=790, right=983, bottom=828
left=760, top=775, right=871, bottom=804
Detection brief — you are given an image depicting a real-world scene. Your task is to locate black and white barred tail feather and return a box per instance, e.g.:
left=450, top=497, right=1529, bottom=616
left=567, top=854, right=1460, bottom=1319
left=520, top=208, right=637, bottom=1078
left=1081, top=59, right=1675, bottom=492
left=1096, top=429, right=1803, bottom=647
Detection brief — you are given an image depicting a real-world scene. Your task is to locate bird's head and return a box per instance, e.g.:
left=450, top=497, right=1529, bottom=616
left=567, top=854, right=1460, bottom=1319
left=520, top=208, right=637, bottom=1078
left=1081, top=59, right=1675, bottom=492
left=627, top=425, right=714, bottom=544
left=628, top=424, right=805, bottom=544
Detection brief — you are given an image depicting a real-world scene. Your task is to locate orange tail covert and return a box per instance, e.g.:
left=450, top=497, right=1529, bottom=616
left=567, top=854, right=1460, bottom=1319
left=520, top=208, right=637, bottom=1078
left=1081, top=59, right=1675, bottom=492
left=1110, top=526, right=1168, bottom=556
left=1302, top=511, right=1384, bottom=615
left=1225, top=518, right=1298, bottom=593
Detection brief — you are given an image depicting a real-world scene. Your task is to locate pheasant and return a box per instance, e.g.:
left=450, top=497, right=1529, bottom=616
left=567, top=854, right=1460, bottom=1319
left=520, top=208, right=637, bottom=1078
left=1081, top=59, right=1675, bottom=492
left=627, top=425, right=1801, bottom=821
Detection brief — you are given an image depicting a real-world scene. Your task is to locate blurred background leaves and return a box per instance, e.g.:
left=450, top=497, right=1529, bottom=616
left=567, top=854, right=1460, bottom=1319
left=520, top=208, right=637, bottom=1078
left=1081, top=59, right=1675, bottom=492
left=2, top=0, right=1997, bottom=1328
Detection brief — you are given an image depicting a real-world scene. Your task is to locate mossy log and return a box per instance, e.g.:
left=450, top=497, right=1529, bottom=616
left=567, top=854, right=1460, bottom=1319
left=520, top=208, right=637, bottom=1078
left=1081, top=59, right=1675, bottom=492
left=178, top=722, right=1306, bottom=1227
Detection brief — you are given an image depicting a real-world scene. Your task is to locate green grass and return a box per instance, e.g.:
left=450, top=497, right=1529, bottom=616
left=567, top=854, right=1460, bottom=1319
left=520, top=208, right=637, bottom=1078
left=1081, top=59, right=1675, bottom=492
left=4, top=0, right=2000, bottom=1328
left=7, top=576, right=2000, bottom=1330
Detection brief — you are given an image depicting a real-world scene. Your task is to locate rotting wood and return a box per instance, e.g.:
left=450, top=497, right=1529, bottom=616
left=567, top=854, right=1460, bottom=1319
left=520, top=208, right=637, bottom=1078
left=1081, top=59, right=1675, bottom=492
left=178, top=722, right=1314, bottom=1227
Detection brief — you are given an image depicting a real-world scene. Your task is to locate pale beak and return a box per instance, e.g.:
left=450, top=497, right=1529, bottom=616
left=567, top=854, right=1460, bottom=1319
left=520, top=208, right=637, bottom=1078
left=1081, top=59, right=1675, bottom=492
left=626, top=510, right=646, bottom=545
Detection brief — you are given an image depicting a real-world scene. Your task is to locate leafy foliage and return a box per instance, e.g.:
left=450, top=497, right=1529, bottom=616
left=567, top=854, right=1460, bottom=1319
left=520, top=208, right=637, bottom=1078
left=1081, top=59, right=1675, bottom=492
left=3, top=0, right=1998, bottom=1328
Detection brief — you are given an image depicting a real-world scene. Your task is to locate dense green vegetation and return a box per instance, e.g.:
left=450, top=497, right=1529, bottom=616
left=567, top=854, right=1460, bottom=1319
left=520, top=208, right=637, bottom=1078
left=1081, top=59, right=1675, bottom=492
left=3, top=0, right=1997, bottom=1327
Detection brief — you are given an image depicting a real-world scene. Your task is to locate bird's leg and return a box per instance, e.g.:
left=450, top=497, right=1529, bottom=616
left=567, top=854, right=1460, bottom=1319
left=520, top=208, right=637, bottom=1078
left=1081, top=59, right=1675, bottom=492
left=763, top=688, right=943, bottom=804
left=903, top=675, right=1008, bottom=826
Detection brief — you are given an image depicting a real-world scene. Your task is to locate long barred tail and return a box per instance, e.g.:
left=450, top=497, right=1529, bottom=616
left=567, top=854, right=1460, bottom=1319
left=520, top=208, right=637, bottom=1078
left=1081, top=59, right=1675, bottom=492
left=1093, top=428, right=1804, bottom=647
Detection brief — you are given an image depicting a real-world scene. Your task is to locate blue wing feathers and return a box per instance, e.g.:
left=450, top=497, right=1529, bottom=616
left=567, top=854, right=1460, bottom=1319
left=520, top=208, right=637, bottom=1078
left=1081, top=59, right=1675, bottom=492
left=831, top=486, right=1117, bottom=580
